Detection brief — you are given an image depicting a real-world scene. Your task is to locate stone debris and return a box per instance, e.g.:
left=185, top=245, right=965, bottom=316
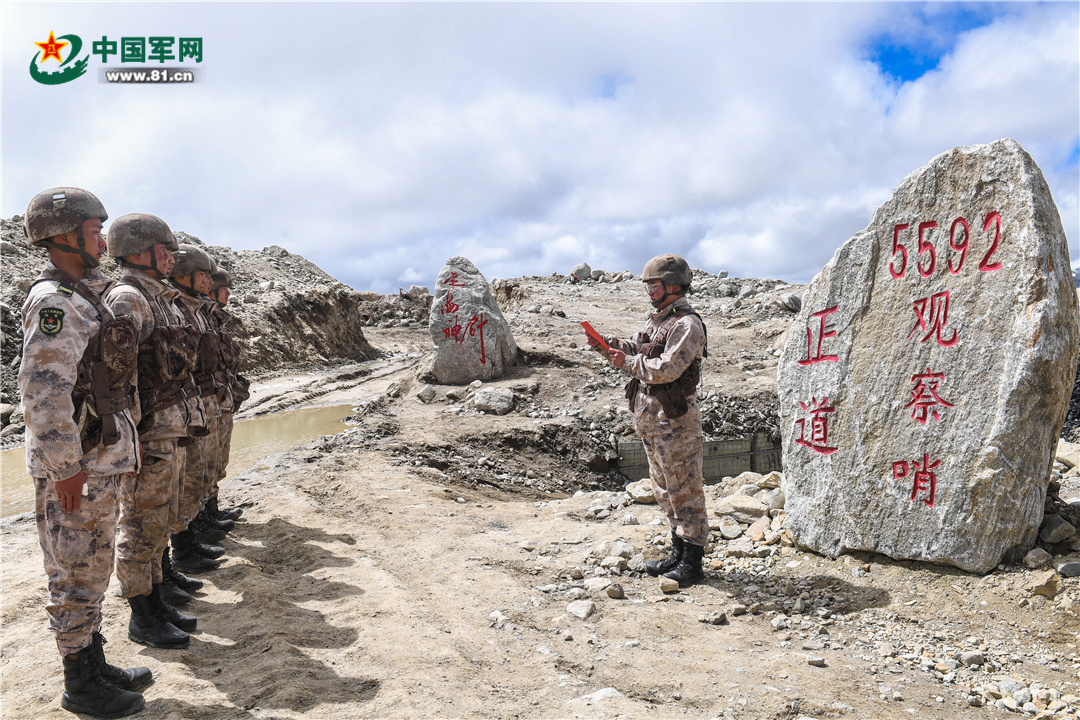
left=567, top=600, right=596, bottom=620
left=1041, top=514, right=1077, bottom=544
left=1024, top=547, right=1053, bottom=569
left=625, top=479, right=656, bottom=504
left=1026, top=571, right=1062, bottom=598
left=659, top=577, right=679, bottom=593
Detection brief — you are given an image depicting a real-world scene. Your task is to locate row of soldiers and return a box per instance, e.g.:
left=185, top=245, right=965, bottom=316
left=18, top=187, right=250, bottom=718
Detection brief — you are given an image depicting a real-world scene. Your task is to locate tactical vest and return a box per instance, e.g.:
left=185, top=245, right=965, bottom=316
left=29, top=268, right=138, bottom=452
left=113, top=278, right=200, bottom=422
left=624, top=306, right=708, bottom=419
left=174, top=296, right=223, bottom=399
left=212, top=305, right=249, bottom=410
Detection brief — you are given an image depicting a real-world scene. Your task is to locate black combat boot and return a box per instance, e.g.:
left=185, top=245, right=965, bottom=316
left=162, top=547, right=203, bottom=592
left=171, top=530, right=222, bottom=572
left=663, top=541, right=706, bottom=588
left=191, top=511, right=227, bottom=543
left=150, top=584, right=197, bottom=632
left=645, top=532, right=684, bottom=577
left=89, top=632, right=152, bottom=692
left=61, top=643, right=145, bottom=718
left=208, top=495, right=242, bottom=522
left=160, top=572, right=192, bottom=606
left=127, top=593, right=189, bottom=649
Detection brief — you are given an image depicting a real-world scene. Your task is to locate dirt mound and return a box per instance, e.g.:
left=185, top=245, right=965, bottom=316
left=1, top=218, right=391, bottom=421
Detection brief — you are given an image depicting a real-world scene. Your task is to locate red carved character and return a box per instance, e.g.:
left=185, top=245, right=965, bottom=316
left=905, top=368, right=955, bottom=424
left=893, top=453, right=940, bottom=507
left=464, top=312, right=488, bottom=365
left=907, top=291, right=958, bottom=347
left=795, top=396, right=838, bottom=455
left=797, top=306, right=840, bottom=366
left=444, top=271, right=467, bottom=287
left=442, top=313, right=463, bottom=343
left=441, top=291, right=460, bottom=316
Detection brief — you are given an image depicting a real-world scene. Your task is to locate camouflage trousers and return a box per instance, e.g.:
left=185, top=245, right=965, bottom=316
left=115, top=437, right=184, bottom=597
left=641, top=429, right=709, bottom=547
left=210, top=410, right=234, bottom=497
left=174, top=412, right=220, bottom=532
left=35, top=473, right=124, bottom=657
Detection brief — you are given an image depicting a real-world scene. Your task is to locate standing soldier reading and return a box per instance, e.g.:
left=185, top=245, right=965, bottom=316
left=19, top=187, right=150, bottom=718
left=104, top=213, right=200, bottom=649
left=586, top=254, right=710, bottom=587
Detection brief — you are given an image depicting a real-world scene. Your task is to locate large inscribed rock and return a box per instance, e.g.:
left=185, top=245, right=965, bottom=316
left=778, top=139, right=1079, bottom=573
left=426, top=256, right=518, bottom=385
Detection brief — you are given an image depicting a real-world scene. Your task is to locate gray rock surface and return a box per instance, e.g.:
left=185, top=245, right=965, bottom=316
left=424, top=256, right=518, bottom=385
left=778, top=139, right=1079, bottom=573
left=473, top=388, right=514, bottom=415
left=570, top=263, right=592, bottom=282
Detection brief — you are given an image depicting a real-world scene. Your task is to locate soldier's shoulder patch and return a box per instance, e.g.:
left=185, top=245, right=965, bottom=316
left=38, top=307, right=64, bottom=335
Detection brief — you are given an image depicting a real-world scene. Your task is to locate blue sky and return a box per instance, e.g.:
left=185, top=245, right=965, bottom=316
left=2, top=2, right=1077, bottom=292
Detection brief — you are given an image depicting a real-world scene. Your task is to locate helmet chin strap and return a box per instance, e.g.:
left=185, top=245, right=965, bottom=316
left=41, top=225, right=100, bottom=269
left=120, top=251, right=166, bottom=279
left=650, top=286, right=684, bottom=309
left=170, top=276, right=199, bottom=296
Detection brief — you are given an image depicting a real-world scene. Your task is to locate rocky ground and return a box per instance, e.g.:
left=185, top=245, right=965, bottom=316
left=4, top=234, right=1080, bottom=718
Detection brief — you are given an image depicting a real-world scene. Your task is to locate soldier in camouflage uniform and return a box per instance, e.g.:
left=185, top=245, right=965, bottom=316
left=587, top=254, right=709, bottom=587
left=19, top=187, right=150, bottom=718
left=168, top=244, right=228, bottom=572
left=204, top=269, right=247, bottom=524
left=105, top=213, right=200, bottom=649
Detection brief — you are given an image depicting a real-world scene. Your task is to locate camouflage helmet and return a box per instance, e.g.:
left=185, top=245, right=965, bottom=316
left=171, top=243, right=217, bottom=279
left=210, top=269, right=233, bottom=292
left=641, top=254, right=692, bottom=286
left=24, top=187, right=108, bottom=246
left=106, top=213, right=178, bottom=257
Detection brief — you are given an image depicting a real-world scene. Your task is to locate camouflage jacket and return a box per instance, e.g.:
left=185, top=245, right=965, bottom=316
left=606, top=297, right=706, bottom=438
left=19, top=262, right=139, bottom=482
left=174, top=291, right=221, bottom=420
left=208, top=304, right=234, bottom=413
left=105, top=269, right=195, bottom=440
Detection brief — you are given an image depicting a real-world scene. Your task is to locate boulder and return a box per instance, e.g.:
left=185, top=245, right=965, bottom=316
left=713, top=495, right=768, bottom=524
left=570, top=262, right=592, bottom=282
left=1057, top=439, right=1080, bottom=469
left=778, top=140, right=1079, bottom=573
left=473, top=388, right=514, bottom=415
left=625, top=479, right=657, bottom=504
left=1039, top=515, right=1076, bottom=544
left=424, top=257, right=518, bottom=384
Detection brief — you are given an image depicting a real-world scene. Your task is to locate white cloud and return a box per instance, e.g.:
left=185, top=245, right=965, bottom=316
left=3, top=2, right=1076, bottom=293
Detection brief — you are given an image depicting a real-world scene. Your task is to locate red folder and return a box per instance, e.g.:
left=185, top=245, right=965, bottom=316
left=579, top=321, right=610, bottom=352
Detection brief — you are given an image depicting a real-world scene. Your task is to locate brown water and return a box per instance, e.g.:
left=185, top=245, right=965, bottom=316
left=0, top=404, right=353, bottom=518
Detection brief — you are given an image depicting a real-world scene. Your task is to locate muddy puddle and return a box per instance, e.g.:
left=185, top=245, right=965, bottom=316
left=0, top=404, right=353, bottom=518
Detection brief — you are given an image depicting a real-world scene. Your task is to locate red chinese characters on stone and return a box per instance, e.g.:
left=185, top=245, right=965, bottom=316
left=442, top=312, right=488, bottom=364
left=465, top=312, right=488, bottom=364
left=797, top=306, right=839, bottom=366
left=893, top=453, right=941, bottom=507
left=795, top=396, right=838, bottom=455
left=444, top=271, right=467, bottom=288
left=905, top=368, right=955, bottom=424
left=907, top=291, right=958, bottom=347
left=441, top=291, right=460, bottom=316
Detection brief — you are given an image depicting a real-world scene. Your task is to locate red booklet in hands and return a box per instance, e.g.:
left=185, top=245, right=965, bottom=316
left=579, top=321, right=610, bottom=352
